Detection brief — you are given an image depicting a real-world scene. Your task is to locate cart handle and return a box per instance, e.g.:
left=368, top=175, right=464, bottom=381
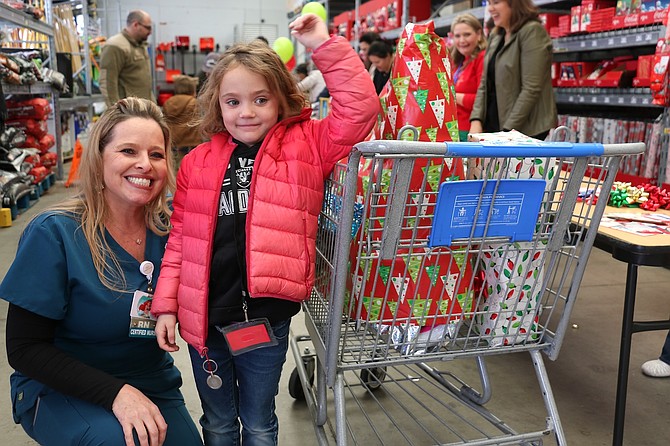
left=354, top=140, right=646, bottom=157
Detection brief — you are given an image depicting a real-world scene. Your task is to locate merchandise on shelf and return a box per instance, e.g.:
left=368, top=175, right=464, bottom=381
left=2, top=1, right=44, bottom=20
left=557, top=61, right=597, bottom=87
left=650, top=37, right=670, bottom=105
left=558, top=114, right=662, bottom=181
left=633, top=54, right=654, bottom=86
left=338, top=0, right=431, bottom=35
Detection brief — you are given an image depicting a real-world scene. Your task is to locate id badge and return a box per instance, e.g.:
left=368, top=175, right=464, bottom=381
left=129, top=290, right=157, bottom=338
left=217, top=318, right=277, bottom=356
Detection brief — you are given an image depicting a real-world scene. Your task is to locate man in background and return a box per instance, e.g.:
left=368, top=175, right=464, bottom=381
left=100, top=10, right=154, bottom=106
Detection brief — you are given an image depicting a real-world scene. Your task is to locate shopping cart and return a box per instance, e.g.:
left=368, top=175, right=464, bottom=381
left=289, top=138, right=645, bottom=445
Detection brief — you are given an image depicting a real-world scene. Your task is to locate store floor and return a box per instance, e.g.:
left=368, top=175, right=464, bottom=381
left=1, top=174, right=669, bottom=445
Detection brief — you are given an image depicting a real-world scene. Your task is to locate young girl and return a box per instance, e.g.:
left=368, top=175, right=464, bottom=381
left=152, top=13, right=378, bottom=445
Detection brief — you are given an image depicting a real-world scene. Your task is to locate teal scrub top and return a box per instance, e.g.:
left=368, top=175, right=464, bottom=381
left=0, top=212, right=182, bottom=421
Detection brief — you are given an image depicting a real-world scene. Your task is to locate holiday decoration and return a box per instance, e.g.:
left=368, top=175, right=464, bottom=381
left=272, top=37, right=294, bottom=64
left=301, top=1, right=327, bottom=22
left=469, top=131, right=559, bottom=347
left=372, top=21, right=459, bottom=143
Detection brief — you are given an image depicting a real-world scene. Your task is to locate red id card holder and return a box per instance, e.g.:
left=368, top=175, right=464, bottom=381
left=217, top=318, right=278, bottom=355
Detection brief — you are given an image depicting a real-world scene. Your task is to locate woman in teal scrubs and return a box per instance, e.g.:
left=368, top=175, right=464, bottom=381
left=0, top=98, right=202, bottom=446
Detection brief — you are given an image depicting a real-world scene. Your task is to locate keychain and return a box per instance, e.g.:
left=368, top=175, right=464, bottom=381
left=203, top=358, right=223, bottom=389
left=140, top=260, right=154, bottom=292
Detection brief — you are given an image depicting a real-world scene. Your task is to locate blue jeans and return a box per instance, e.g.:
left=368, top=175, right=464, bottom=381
left=189, top=318, right=291, bottom=446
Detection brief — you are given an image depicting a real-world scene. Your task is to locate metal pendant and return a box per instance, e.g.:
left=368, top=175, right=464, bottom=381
left=206, top=374, right=223, bottom=390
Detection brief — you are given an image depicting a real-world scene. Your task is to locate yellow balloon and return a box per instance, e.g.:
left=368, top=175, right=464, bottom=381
left=301, top=1, right=327, bottom=22
left=272, top=37, right=294, bottom=63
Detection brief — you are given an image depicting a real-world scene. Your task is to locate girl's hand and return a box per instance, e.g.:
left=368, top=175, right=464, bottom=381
left=289, top=13, right=330, bottom=51
left=112, top=384, right=167, bottom=446
left=155, top=314, right=179, bottom=352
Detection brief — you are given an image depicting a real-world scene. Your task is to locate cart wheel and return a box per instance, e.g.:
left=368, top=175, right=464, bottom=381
left=288, top=358, right=315, bottom=400
left=360, top=366, right=386, bottom=391
left=288, top=368, right=305, bottom=400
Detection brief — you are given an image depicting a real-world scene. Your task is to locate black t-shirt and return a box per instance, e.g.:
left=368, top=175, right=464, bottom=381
left=208, top=140, right=300, bottom=326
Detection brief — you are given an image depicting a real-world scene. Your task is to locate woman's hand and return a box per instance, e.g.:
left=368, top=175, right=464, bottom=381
left=112, top=384, right=167, bottom=446
left=469, top=120, right=483, bottom=135
left=155, top=314, right=179, bottom=352
left=289, top=13, right=330, bottom=51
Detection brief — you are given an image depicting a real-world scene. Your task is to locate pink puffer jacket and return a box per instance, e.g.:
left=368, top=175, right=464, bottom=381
left=152, top=36, right=379, bottom=354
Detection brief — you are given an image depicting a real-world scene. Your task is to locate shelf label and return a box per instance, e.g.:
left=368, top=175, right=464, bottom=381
left=620, top=36, right=628, bottom=44
left=604, top=96, right=611, bottom=104
left=635, top=34, right=643, bottom=43
left=579, top=96, right=585, bottom=103
left=617, top=97, right=625, bottom=104
left=592, top=40, right=598, bottom=47
left=608, top=38, right=615, bottom=45
left=568, top=95, right=575, bottom=102
left=580, top=41, right=586, bottom=48
left=591, top=96, right=598, bottom=103
left=630, top=96, right=638, bottom=104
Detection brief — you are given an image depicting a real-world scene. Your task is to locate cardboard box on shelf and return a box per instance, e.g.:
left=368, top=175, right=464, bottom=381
left=581, top=0, right=617, bottom=31
left=539, top=12, right=565, bottom=32
left=633, top=54, right=654, bottom=86
left=571, top=6, right=583, bottom=33
left=580, top=58, right=636, bottom=87
left=639, top=2, right=669, bottom=25
left=588, top=7, right=617, bottom=31
left=557, top=62, right=597, bottom=87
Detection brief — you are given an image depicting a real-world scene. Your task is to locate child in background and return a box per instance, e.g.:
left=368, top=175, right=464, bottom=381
left=295, top=62, right=326, bottom=104
left=162, top=75, right=201, bottom=170
left=151, top=13, right=378, bottom=446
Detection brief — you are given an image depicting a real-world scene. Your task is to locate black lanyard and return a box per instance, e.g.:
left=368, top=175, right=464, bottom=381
left=229, top=157, right=251, bottom=319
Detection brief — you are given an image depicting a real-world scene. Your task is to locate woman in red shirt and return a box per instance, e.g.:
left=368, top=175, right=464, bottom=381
left=451, top=13, right=487, bottom=141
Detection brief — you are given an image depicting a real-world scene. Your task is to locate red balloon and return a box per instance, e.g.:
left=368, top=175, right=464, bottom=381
left=285, top=55, right=296, bottom=71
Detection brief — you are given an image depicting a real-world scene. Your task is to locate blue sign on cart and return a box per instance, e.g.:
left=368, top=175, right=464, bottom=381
left=428, top=179, right=546, bottom=247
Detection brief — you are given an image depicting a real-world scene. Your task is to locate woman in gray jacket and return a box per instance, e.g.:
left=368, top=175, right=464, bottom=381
left=469, top=0, right=557, bottom=140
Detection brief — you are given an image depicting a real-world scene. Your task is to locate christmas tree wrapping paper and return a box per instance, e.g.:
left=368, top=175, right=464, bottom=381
left=469, top=131, right=559, bottom=347
left=372, top=21, right=459, bottom=143
left=345, top=157, right=473, bottom=352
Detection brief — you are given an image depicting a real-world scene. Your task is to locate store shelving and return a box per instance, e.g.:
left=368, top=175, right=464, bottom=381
left=0, top=0, right=64, bottom=179
left=555, top=87, right=662, bottom=108
left=0, top=2, right=53, bottom=37
left=553, top=25, right=663, bottom=53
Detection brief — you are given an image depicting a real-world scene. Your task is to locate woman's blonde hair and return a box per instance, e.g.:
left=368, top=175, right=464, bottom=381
left=197, top=40, right=306, bottom=139
left=50, top=97, right=175, bottom=291
left=450, top=13, right=487, bottom=67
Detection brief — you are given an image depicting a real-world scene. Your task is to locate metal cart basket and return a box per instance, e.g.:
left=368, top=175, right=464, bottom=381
left=289, top=139, right=645, bottom=445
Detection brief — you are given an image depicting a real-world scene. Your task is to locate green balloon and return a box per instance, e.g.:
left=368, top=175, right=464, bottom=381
left=301, top=1, right=327, bottom=22
left=272, top=37, right=294, bottom=63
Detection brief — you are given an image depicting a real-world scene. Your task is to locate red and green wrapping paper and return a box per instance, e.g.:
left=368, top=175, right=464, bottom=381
left=372, top=21, right=459, bottom=143
left=344, top=21, right=472, bottom=335
left=346, top=155, right=473, bottom=329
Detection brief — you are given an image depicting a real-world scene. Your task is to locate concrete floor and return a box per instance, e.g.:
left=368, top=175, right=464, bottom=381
left=1, top=175, right=670, bottom=445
